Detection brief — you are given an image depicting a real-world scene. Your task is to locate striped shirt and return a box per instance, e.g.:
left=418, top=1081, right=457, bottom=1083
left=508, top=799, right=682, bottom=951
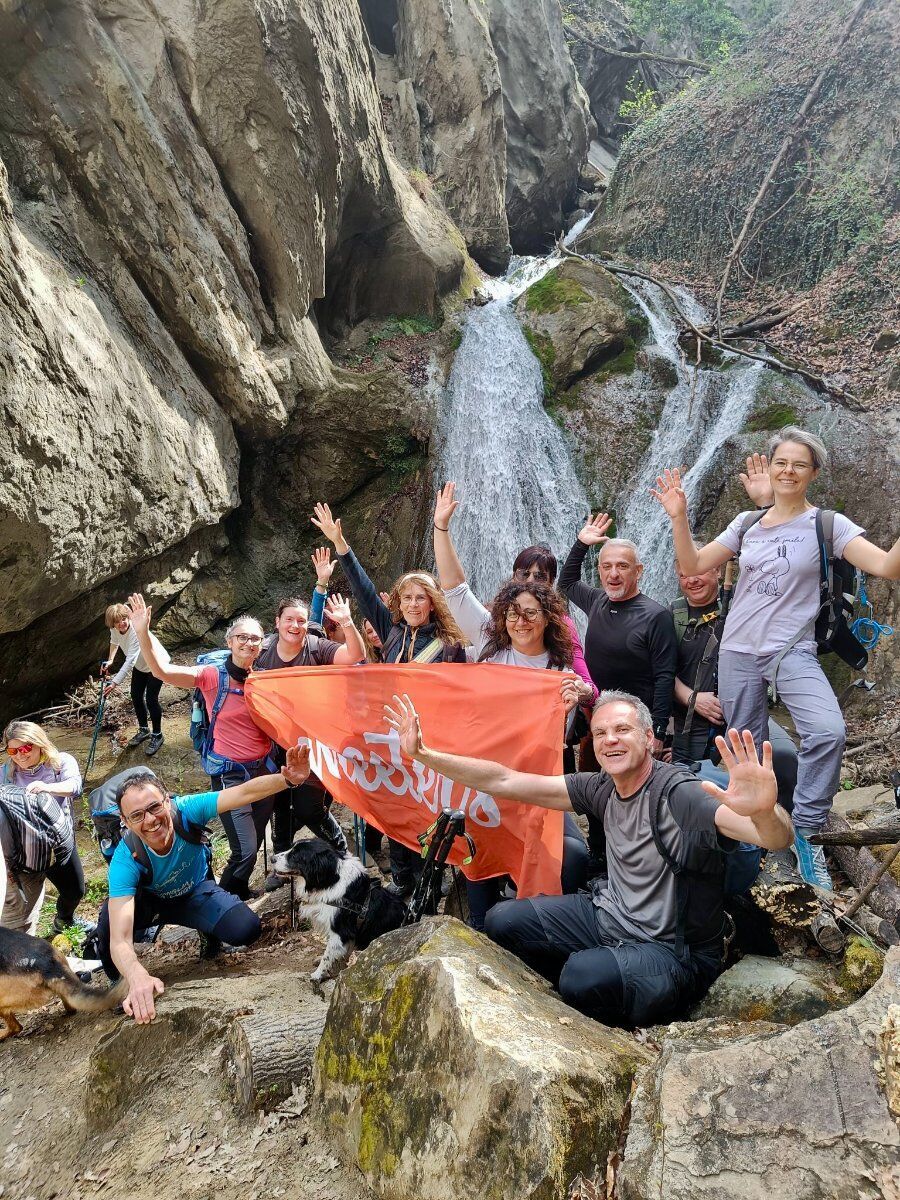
left=0, top=785, right=74, bottom=874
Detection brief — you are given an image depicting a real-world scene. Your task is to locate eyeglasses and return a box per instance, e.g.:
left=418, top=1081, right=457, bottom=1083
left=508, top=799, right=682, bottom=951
left=6, top=743, right=35, bottom=757
left=234, top=633, right=263, bottom=645
left=123, top=798, right=168, bottom=826
left=506, top=606, right=541, bottom=623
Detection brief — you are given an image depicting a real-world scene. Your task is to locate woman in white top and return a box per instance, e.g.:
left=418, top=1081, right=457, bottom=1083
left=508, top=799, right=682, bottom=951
left=104, top=603, right=164, bottom=755
left=652, top=426, right=900, bottom=889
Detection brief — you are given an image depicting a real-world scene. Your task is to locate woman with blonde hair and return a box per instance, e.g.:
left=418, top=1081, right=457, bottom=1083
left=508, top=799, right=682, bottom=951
left=1, top=720, right=86, bottom=934
left=311, top=502, right=466, bottom=895
left=1, top=720, right=82, bottom=810
left=103, top=602, right=165, bottom=755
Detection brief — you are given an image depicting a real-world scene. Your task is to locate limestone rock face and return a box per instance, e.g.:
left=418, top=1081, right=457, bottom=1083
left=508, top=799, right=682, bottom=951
left=394, top=0, right=511, bottom=272
left=620, top=947, right=900, bottom=1200
left=515, top=259, right=646, bottom=393
left=487, top=0, right=593, bottom=252
left=690, top=955, right=854, bottom=1025
left=314, top=916, right=653, bottom=1200
left=0, top=0, right=466, bottom=714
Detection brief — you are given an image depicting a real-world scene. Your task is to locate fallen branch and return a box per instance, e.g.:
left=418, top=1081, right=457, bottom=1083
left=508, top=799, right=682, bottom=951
left=714, top=0, right=875, bottom=334
left=812, top=820, right=900, bottom=847
left=718, top=299, right=810, bottom=339
left=843, top=721, right=900, bottom=759
left=825, top=812, right=900, bottom=925
left=565, top=17, right=710, bottom=72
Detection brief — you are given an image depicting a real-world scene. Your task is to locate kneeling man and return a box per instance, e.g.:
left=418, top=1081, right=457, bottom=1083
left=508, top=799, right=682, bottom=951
left=97, top=745, right=309, bottom=1024
left=385, top=690, right=792, bottom=1028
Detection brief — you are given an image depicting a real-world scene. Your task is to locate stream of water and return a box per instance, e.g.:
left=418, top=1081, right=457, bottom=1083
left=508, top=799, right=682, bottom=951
left=437, top=240, right=765, bottom=606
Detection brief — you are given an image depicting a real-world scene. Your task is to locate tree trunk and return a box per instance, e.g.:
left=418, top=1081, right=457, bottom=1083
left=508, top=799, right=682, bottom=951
left=750, top=848, right=820, bottom=930
left=849, top=905, right=900, bottom=948
left=812, top=819, right=900, bottom=847
left=826, top=814, right=900, bottom=925
left=225, top=1007, right=327, bottom=1113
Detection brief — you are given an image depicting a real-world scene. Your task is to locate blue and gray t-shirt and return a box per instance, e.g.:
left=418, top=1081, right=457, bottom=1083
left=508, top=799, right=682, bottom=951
left=108, top=792, right=218, bottom=899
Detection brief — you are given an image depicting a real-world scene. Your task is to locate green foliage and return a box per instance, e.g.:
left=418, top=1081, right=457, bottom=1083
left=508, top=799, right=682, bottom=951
left=523, top=270, right=591, bottom=315
left=801, top=159, right=886, bottom=282
left=84, top=876, right=109, bottom=905
left=522, top=328, right=556, bottom=399
left=624, top=0, right=744, bottom=59
left=618, top=75, right=660, bottom=127
left=368, top=315, right=442, bottom=348
left=744, top=401, right=798, bottom=432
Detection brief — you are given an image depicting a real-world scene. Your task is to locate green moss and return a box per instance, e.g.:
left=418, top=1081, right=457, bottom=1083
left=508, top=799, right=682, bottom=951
left=522, top=327, right=556, bottom=398
left=744, top=401, right=798, bottom=433
left=839, top=937, right=883, bottom=996
left=588, top=338, right=638, bottom=383
left=449, top=328, right=463, bottom=351
left=523, top=269, right=592, bottom=315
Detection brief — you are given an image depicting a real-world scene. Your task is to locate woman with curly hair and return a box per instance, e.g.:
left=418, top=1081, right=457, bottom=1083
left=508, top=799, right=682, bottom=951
left=310, top=502, right=467, bottom=896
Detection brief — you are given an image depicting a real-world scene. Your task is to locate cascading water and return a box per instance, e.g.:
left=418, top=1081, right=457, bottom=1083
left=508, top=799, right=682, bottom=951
left=436, top=293, right=590, bottom=604
left=437, top=240, right=766, bottom=607
left=615, top=279, right=764, bottom=599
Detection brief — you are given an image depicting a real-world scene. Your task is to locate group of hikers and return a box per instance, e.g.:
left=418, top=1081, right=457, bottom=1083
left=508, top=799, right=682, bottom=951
left=2, top=426, right=898, bottom=1030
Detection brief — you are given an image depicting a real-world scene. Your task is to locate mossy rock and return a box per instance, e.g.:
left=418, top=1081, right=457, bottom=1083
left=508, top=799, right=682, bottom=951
left=313, top=916, right=653, bottom=1199
left=840, top=937, right=884, bottom=996
left=515, top=259, right=648, bottom=394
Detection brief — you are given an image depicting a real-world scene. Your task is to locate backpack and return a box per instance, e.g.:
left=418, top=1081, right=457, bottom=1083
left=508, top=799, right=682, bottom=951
left=189, top=649, right=231, bottom=754
left=735, top=508, right=868, bottom=671
left=88, top=766, right=157, bottom=862
left=670, top=596, right=723, bottom=736
left=122, top=803, right=212, bottom=890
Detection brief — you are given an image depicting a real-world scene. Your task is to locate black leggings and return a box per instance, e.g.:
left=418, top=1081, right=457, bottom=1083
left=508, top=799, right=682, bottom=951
left=131, top=668, right=163, bottom=733
left=211, top=763, right=274, bottom=899
left=47, top=844, right=86, bottom=926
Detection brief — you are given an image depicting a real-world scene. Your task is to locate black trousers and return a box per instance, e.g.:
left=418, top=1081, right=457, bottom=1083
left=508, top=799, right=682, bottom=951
left=484, top=893, right=718, bottom=1028
left=271, top=782, right=347, bottom=855
left=211, top=763, right=274, bottom=899
left=130, top=667, right=163, bottom=734
left=47, top=843, right=86, bottom=926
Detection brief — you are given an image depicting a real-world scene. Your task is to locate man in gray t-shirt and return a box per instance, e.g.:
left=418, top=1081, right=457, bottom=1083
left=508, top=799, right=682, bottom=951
left=384, top=689, right=793, bottom=1028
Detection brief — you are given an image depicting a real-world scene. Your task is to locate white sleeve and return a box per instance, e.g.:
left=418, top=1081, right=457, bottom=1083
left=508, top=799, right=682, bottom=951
left=112, top=626, right=141, bottom=685
left=832, top=513, right=866, bottom=557
left=443, top=582, right=491, bottom=655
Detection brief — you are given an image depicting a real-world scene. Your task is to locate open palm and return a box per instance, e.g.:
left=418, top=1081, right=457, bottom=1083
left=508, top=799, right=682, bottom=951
left=434, top=482, right=459, bottom=528
left=739, top=454, right=774, bottom=507
left=649, top=468, right=688, bottom=519
left=577, top=511, right=612, bottom=546
left=311, top=547, right=336, bottom=586
left=324, top=593, right=351, bottom=625
left=311, top=502, right=342, bottom=545
left=701, top=729, right=777, bottom=818
left=383, top=693, right=424, bottom=759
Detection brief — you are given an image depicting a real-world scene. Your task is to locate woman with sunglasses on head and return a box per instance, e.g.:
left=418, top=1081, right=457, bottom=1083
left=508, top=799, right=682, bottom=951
left=432, top=483, right=598, bottom=703
left=125, top=595, right=275, bottom=900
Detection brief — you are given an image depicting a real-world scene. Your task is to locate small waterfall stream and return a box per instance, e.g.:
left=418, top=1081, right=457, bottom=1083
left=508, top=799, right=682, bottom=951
left=437, top=242, right=766, bottom=606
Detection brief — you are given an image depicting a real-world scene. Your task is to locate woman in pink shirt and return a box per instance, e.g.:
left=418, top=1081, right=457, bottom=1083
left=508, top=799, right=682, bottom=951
left=126, top=595, right=273, bottom=900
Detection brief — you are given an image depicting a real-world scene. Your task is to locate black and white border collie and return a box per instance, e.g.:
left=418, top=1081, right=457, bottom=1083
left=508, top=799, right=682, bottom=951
left=272, top=839, right=408, bottom=982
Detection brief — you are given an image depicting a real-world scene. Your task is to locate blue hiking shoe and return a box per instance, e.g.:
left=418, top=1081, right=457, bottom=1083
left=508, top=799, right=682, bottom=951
left=793, top=827, right=833, bottom=891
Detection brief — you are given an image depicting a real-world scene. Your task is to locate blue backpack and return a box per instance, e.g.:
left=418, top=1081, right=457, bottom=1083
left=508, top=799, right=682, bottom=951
left=189, top=649, right=232, bottom=772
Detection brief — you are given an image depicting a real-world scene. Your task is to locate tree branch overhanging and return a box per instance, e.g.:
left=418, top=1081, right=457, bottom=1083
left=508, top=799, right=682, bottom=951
left=565, top=16, right=711, bottom=73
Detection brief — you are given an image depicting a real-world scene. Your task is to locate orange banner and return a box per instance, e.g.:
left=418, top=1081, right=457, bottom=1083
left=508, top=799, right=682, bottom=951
left=245, top=662, right=565, bottom=897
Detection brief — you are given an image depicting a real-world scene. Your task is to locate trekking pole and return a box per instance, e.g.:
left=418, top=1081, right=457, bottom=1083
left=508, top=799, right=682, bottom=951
left=83, top=671, right=108, bottom=785
left=404, top=809, right=475, bottom=926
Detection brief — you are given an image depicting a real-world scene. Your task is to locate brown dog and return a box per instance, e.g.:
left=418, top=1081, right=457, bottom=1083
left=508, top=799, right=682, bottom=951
left=0, top=925, right=126, bottom=1038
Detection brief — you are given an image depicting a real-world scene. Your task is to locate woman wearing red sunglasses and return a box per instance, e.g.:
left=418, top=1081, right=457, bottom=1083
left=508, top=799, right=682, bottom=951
left=1, top=720, right=82, bottom=812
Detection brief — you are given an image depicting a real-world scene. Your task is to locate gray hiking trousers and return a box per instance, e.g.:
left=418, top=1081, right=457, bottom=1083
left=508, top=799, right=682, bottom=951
left=718, top=645, right=845, bottom=830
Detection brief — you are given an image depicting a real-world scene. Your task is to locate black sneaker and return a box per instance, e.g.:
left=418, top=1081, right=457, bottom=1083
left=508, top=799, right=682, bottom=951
left=126, top=728, right=150, bottom=749
left=198, top=932, right=222, bottom=960
left=385, top=880, right=414, bottom=899
left=146, top=732, right=164, bottom=756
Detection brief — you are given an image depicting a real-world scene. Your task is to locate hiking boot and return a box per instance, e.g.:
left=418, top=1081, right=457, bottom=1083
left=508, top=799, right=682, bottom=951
left=792, top=827, right=833, bottom=891
left=385, top=880, right=414, bottom=899
left=145, top=732, right=164, bottom=756
left=198, top=932, right=222, bottom=960
left=264, top=870, right=288, bottom=892
left=126, top=727, right=150, bottom=749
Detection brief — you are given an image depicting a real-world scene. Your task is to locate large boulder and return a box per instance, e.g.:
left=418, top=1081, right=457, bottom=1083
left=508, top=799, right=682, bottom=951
left=690, top=955, right=854, bottom=1025
left=515, top=258, right=646, bottom=394
left=487, top=0, right=593, bottom=251
left=314, top=916, right=654, bottom=1200
left=619, top=947, right=900, bottom=1200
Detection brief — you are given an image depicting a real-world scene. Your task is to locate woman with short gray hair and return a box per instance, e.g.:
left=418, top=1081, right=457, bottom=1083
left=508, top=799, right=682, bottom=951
left=652, top=427, right=900, bottom=889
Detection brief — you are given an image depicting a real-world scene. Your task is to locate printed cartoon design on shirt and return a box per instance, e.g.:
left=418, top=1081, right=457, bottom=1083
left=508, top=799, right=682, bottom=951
left=750, top=542, right=791, bottom=597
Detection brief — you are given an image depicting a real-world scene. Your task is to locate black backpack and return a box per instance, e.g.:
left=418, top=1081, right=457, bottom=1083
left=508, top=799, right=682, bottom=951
left=736, top=507, right=868, bottom=670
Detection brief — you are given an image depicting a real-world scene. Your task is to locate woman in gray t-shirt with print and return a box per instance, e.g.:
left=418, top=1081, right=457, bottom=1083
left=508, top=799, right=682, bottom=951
left=652, top=426, right=900, bottom=890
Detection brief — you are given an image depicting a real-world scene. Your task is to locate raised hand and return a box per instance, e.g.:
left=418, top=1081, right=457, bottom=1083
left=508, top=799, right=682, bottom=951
left=700, top=729, right=777, bottom=818
left=324, top=593, right=352, bottom=628
left=434, top=483, right=459, bottom=530
left=739, top=453, right=774, bottom=507
left=126, top=593, right=152, bottom=635
left=311, top=546, right=336, bottom=587
left=283, top=742, right=311, bottom=787
left=311, top=502, right=345, bottom=549
left=649, top=468, right=688, bottom=520
left=384, top=693, right=425, bottom=760
left=576, top=511, right=612, bottom=547
left=559, top=676, right=582, bottom=714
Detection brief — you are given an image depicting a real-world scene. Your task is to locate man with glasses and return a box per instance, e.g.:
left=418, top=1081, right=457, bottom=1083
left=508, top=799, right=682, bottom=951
left=95, top=745, right=309, bottom=1024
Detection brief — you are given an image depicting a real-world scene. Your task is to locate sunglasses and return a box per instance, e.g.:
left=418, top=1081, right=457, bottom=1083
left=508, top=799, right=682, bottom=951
left=6, top=743, right=35, bottom=757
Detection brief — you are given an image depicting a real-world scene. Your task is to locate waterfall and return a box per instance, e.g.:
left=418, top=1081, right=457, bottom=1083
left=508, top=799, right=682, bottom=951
left=615, top=279, right=764, bottom=600
left=436, top=287, right=590, bottom=604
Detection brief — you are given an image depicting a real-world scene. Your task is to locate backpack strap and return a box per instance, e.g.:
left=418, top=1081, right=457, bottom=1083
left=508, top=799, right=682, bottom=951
left=413, top=638, right=448, bottom=664
left=647, top=772, right=705, bottom=958
left=735, top=507, right=767, bottom=554
left=122, top=803, right=211, bottom=889
left=670, top=597, right=690, bottom=645
left=203, top=665, right=238, bottom=758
